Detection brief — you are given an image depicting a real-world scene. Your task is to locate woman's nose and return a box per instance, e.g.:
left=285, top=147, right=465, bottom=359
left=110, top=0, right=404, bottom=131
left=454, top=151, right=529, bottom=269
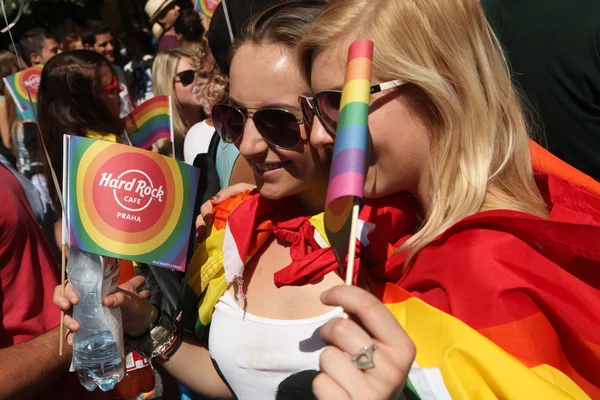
left=238, top=118, right=268, bottom=159
left=309, top=117, right=335, bottom=149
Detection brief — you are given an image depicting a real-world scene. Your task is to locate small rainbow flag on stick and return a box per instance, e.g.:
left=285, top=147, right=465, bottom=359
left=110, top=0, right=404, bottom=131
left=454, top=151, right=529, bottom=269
left=64, top=135, right=200, bottom=271
left=324, top=39, right=373, bottom=285
left=124, top=96, right=173, bottom=152
left=2, top=64, right=43, bottom=121
left=194, top=0, right=221, bottom=17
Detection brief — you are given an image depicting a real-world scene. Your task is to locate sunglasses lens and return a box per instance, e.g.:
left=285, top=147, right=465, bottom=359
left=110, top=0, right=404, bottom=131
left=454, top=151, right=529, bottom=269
left=212, top=104, right=244, bottom=144
left=179, top=70, right=195, bottom=86
left=253, top=109, right=301, bottom=150
left=316, top=91, right=341, bottom=136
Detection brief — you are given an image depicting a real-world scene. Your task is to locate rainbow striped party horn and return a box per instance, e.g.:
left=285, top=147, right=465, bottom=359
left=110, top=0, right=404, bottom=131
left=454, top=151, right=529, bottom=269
left=324, top=39, right=373, bottom=284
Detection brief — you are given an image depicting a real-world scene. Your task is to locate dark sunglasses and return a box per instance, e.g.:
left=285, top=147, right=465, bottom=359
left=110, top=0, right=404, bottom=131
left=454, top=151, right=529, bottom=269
left=173, top=70, right=195, bottom=87
left=299, top=79, right=404, bottom=137
left=211, top=103, right=305, bottom=150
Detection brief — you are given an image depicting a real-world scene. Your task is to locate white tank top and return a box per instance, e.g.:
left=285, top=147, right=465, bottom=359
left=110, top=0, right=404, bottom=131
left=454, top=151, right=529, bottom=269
left=208, top=291, right=344, bottom=399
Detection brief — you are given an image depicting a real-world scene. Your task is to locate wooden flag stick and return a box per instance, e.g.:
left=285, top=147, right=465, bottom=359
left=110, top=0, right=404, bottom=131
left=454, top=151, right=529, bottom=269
left=342, top=199, right=361, bottom=319
left=345, top=199, right=361, bottom=286
left=59, top=243, right=66, bottom=356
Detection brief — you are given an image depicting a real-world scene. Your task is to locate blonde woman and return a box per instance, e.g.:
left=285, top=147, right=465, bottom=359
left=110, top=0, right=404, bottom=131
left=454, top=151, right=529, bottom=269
left=296, top=0, right=600, bottom=398
left=152, top=46, right=203, bottom=158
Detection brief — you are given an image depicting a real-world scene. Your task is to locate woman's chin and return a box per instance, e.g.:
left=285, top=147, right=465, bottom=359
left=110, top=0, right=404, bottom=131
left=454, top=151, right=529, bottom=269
left=257, top=182, right=297, bottom=201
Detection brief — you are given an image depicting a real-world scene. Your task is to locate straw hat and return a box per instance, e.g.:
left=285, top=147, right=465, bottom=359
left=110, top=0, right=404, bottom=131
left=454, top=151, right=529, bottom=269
left=152, top=22, right=164, bottom=40
left=145, top=0, right=176, bottom=23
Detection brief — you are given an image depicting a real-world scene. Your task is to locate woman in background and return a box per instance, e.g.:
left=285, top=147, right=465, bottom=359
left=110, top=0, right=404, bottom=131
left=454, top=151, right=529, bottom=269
left=38, top=50, right=124, bottom=249
left=152, top=46, right=203, bottom=158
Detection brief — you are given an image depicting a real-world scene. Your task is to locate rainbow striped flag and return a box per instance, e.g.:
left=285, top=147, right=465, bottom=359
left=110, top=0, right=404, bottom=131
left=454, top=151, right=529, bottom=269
left=2, top=64, right=43, bottom=121
left=194, top=0, right=221, bottom=17
left=373, top=272, right=598, bottom=399
left=324, top=39, right=372, bottom=269
left=64, top=135, right=199, bottom=271
left=123, top=96, right=173, bottom=150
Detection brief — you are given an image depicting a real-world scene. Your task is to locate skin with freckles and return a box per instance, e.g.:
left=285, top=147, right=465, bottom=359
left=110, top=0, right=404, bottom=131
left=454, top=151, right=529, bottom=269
left=309, top=46, right=431, bottom=207
left=229, top=43, right=330, bottom=212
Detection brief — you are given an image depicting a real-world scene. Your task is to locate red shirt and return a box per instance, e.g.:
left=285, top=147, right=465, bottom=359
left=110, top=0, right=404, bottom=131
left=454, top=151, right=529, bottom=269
left=0, top=166, right=105, bottom=399
left=0, top=165, right=60, bottom=346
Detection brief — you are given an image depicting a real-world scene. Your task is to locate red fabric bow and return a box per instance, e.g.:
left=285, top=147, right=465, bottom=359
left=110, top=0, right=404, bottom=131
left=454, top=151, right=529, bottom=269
left=225, top=192, right=420, bottom=287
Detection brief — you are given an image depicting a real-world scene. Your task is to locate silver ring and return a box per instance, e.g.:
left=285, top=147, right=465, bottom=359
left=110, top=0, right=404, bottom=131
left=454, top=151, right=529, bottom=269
left=351, top=343, right=376, bottom=369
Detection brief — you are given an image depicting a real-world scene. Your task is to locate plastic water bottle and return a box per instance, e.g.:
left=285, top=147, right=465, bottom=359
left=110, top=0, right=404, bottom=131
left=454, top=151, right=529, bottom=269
left=68, top=248, right=125, bottom=392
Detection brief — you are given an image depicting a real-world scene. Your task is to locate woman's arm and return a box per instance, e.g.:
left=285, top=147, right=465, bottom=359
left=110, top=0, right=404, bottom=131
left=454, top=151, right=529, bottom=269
left=159, top=336, right=232, bottom=398
left=55, top=277, right=232, bottom=398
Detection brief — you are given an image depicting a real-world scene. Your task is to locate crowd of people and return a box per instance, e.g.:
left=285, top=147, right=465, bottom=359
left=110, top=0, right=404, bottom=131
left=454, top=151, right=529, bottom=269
left=1, top=0, right=599, bottom=399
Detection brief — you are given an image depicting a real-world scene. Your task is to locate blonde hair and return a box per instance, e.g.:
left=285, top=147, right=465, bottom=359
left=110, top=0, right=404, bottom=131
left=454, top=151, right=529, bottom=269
left=299, top=0, right=548, bottom=263
left=152, top=46, right=198, bottom=140
left=193, top=37, right=228, bottom=115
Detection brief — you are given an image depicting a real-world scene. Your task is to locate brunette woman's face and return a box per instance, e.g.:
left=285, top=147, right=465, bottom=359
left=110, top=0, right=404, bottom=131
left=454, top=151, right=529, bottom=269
left=309, top=45, right=430, bottom=200
left=174, top=56, right=201, bottom=108
left=228, top=43, right=329, bottom=201
left=99, top=66, right=122, bottom=119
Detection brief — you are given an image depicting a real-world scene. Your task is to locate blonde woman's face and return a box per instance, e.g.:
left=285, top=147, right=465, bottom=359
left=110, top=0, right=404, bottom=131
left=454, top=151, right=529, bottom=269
left=228, top=43, right=330, bottom=201
left=174, top=56, right=202, bottom=108
left=310, top=46, right=430, bottom=201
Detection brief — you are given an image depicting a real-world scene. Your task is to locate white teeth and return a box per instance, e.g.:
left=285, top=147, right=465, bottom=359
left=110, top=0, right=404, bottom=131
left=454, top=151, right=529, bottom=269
left=255, top=162, right=285, bottom=171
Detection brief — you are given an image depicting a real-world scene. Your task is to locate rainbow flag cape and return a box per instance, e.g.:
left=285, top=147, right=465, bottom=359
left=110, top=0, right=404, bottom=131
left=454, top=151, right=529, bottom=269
left=3, top=64, right=43, bottom=121
left=529, top=139, right=600, bottom=197
left=123, top=96, right=173, bottom=150
left=64, top=135, right=200, bottom=271
left=324, top=39, right=372, bottom=268
left=194, top=0, right=221, bottom=17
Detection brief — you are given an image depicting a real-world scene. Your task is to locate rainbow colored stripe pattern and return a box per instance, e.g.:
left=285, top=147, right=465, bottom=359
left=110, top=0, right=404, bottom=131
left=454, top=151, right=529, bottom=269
left=124, top=96, right=173, bottom=149
left=373, top=278, right=598, bottom=399
left=2, top=64, right=43, bottom=120
left=324, top=39, right=373, bottom=267
left=194, top=0, right=221, bottom=17
left=66, top=135, right=199, bottom=271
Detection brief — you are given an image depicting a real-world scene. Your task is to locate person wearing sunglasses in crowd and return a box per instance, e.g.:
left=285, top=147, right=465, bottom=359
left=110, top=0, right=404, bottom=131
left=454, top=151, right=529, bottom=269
left=55, top=2, right=416, bottom=399
left=152, top=46, right=203, bottom=159
left=294, top=0, right=600, bottom=397
left=38, top=50, right=126, bottom=252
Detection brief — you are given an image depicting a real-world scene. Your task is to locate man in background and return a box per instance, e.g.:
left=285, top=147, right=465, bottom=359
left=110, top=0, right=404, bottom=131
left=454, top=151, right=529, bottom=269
left=19, top=27, right=61, bottom=66
left=82, top=20, right=134, bottom=117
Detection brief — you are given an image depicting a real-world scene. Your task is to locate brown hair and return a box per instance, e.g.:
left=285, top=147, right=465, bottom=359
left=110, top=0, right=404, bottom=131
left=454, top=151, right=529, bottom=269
left=38, top=50, right=124, bottom=207
left=62, top=33, right=83, bottom=51
left=230, top=1, right=326, bottom=60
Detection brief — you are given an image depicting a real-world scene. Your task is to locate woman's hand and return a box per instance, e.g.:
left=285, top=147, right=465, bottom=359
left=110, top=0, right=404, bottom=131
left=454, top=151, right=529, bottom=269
left=53, top=276, right=154, bottom=345
left=315, top=285, right=416, bottom=400
left=195, top=182, right=256, bottom=243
